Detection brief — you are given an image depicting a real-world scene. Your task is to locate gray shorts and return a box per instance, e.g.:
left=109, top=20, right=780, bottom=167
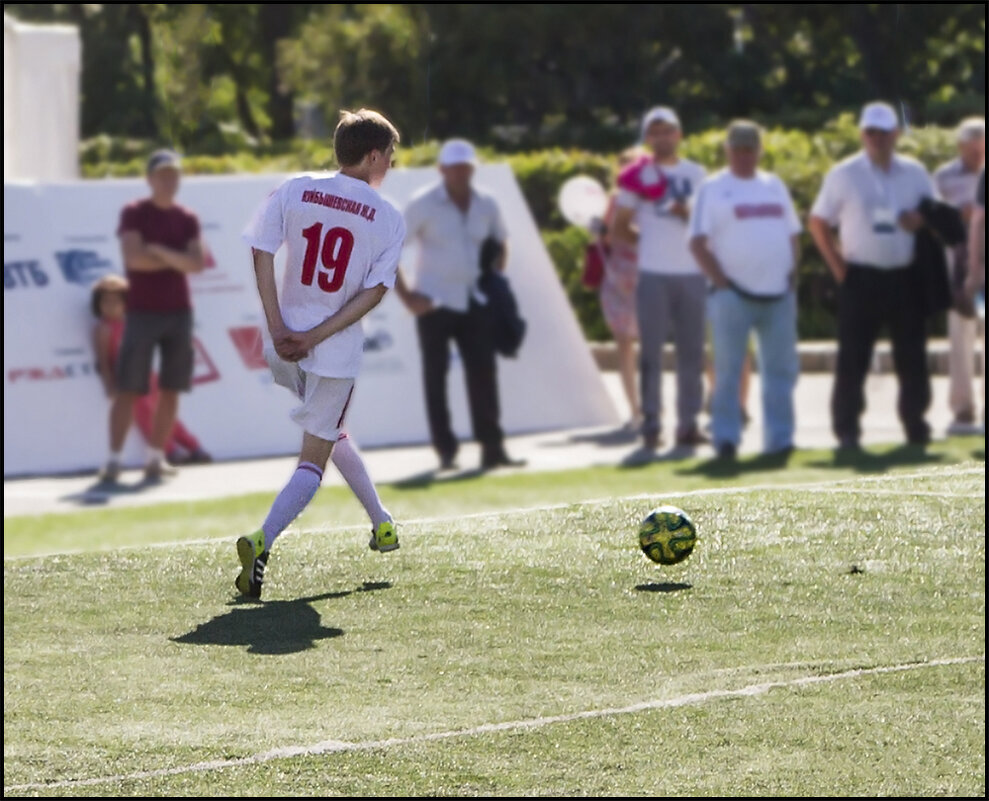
left=116, top=310, right=194, bottom=394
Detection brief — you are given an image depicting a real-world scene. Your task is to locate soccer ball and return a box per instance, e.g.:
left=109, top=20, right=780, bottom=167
left=638, top=506, right=697, bottom=565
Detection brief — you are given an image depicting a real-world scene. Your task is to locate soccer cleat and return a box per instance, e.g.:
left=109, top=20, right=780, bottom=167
left=235, top=530, right=268, bottom=598
left=369, top=520, right=399, bottom=553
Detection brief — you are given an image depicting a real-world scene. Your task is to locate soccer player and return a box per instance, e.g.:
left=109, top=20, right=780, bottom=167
left=235, top=108, right=406, bottom=599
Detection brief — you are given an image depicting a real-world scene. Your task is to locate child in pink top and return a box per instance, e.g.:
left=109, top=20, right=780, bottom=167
left=91, top=274, right=211, bottom=467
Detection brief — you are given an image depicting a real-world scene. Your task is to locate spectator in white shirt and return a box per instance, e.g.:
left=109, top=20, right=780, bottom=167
left=395, top=139, right=523, bottom=472
left=964, top=167, right=985, bottom=431
left=689, top=120, right=802, bottom=460
left=933, top=117, right=984, bottom=434
left=809, top=101, right=937, bottom=450
left=610, top=106, right=709, bottom=453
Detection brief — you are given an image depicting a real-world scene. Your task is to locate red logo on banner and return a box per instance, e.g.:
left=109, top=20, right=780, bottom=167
left=202, top=239, right=217, bottom=269
left=192, top=337, right=221, bottom=385
left=228, top=326, right=268, bottom=370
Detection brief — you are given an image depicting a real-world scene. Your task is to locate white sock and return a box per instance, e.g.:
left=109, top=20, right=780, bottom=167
left=261, top=462, right=323, bottom=551
left=147, top=447, right=165, bottom=465
left=107, top=450, right=122, bottom=466
left=331, top=434, right=391, bottom=528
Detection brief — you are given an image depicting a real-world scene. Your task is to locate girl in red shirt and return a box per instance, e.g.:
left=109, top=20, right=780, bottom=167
left=91, top=274, right=211, bottom=466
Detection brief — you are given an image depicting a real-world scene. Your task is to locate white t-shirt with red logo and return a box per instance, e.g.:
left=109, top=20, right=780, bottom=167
left=688, top=168, right=802, bottom=295
left=242, top=171, right=406, bottom=378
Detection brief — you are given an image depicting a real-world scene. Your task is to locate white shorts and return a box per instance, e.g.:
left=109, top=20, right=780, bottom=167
left=265, top=344, right=355, bottom=442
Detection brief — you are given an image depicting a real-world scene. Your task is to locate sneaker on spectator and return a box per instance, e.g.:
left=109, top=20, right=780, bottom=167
left=98, top=460, right=120, bottom=485
left=186, top=448, right=213, bottom=465
left=675, top=426, right=710, bottom=447
left=144, top=457, right=177, bottom=483
left=947, top=410, right=978, bottom=435
left=715, top=442, right=737, bottom=461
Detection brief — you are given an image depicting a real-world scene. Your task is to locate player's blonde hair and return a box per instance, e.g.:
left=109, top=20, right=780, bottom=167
left=334, top=109, right=400, bottom=167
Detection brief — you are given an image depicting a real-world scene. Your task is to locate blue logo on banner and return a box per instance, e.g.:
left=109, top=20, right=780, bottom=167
left=55, top=250, right=115, bottom=286
left=363, top=329, right=393, bottom=353
left=4, top=260, right=50, bottom=289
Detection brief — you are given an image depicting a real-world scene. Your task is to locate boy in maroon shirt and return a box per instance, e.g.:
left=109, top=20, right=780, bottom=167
left=100, top=149, right=205, bottom=483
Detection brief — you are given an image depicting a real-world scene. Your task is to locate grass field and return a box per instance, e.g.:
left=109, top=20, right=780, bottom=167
left=3, top=442, right=985, bottom=796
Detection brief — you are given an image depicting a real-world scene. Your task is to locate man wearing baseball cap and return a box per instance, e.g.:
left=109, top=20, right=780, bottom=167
left=933, top=116, right=985, bottom=434
left=611, top=105, right=709, bottom=452
left=395, top=138, right=524, bottom=472
left=100, top=148, right=206, bottom=484
left=809, top=101, right=937, bottom=451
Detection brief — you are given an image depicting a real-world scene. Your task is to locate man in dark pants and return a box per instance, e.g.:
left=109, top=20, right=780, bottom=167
left=396, top=139, right=524, bottom=471
left=809, top=102, right=937, bottom=449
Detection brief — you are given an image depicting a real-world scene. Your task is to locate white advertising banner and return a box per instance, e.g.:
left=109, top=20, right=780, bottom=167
left=3, top=165, right=618, bottom=477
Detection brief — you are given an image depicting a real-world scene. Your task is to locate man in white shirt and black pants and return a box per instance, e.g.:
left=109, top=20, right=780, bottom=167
left=396, top=139, right=523, bottom=472
left=809, top=101, right=937, bottom=450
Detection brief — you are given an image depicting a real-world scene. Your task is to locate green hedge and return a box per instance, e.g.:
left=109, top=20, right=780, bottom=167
left=80, top=117, right=961, bottom=340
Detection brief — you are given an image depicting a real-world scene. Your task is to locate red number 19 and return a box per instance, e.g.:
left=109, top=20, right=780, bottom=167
left=300, top=223, right=354, bottom=293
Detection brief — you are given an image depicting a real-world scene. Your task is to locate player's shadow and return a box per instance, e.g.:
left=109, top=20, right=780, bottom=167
left=635, top=582, right=692, bottom=593
left=171, top=582, right=390, bottom=655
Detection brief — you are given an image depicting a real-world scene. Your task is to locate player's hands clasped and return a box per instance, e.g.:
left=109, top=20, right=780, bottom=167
left=270, top=322, right=313, bottom=362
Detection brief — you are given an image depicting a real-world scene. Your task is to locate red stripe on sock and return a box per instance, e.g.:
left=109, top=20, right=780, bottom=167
left=298, top=463, right=323, bottom=480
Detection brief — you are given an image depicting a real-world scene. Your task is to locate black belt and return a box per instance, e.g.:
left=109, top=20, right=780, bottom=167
left=720, top=280, right=789, bottom=303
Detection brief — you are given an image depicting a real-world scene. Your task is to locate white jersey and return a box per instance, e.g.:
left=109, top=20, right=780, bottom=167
left=242, top=172, right=406, bottom=378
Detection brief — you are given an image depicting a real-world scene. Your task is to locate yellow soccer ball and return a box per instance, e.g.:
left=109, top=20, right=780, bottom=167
left=638, top=506, right=697, bottom=565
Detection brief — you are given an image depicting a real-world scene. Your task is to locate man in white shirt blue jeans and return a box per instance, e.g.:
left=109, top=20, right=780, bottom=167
left=809, top=101, right=937, bottom=450
left=689, top=120, right=802, bottom=461
left=396, top=139, right=523, bottom=472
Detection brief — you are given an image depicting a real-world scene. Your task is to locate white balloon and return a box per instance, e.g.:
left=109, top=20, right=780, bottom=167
left=557, top=175, right=608, bottom=229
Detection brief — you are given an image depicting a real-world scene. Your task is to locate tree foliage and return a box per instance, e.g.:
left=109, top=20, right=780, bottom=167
left=4, top=4, right=985, bottom=151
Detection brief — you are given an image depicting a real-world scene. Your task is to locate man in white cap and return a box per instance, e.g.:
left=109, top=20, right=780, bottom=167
left=809, top=101, right=937, bottom=451
left=933, top=116, right=985, bottom=434
left=396, top=138, right=524, bottom=472
left=610, top=106, right=708, bottom=453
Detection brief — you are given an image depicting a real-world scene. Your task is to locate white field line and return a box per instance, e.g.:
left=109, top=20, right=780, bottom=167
left=4, top=654, right=983, bottom=794
left=5, top=465, right=984, bottom=562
